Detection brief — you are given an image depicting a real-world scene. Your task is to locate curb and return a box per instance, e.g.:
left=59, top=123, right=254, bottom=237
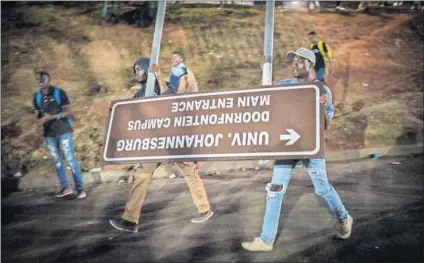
left=14, top=144, right=423, bottom=190
left=325, top=144, right=423, bottom=162
left=200, top=144, right=424, bottom=173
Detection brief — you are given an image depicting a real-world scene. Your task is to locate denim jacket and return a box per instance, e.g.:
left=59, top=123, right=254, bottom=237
left=279, top=78, right=334, bottom=120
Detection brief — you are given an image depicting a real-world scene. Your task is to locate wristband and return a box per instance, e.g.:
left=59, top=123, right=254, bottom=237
left=56, top=113, right=62, bottom=120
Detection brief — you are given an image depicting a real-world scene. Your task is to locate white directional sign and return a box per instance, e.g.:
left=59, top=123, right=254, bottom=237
left=280, top=129, right=301, bottom=146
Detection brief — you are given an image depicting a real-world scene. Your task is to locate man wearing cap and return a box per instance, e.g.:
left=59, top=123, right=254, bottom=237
left=109, top=58, right=214, bottom=233
left=241, top=48, right=352, bottom=252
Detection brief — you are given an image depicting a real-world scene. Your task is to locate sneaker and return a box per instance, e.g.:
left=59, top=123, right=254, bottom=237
left=190, top=210, right=214, bottom=223
left=109, top=219, right=138, bottom=233
left=295, top=162, right=303, bottom=168
left=77, top=191, right=87, bottom=199
left=56, top=187, right=73, bottom=198
left=335, top=215, right=353, bottom=239
left=241, top=237, right=273, bottom=252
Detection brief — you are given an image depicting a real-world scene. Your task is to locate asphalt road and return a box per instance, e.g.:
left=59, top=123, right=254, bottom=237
left=2, top=156, right=423, bottom=263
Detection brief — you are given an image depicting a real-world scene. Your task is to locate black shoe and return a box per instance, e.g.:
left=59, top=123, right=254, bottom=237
left=109, top=219, right=138, bottom=233
left=55, top=187, right=73, bottom=198
left=190, top=211, right=214, bottom=223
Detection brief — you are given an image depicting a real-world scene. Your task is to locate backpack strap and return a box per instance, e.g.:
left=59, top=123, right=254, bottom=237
left=66, top=117, right=73, bottom=130
left=169, top=66, right=188, bottom=94
left=317, top=41, right=332, bottom=75
left=53, top=86, right=61, bottom=105
left=35, top=90, right=42, bottom=109
left=317, top=41, right=327, bottom=61
left=52, top=86, right=73, bottom=129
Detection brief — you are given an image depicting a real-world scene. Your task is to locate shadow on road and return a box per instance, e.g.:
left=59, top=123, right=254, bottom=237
left=1, top=178, right=20, bottom=199
left=283, top=200, right=424, bottom=263
left=2, top=156, right=423, bottom=263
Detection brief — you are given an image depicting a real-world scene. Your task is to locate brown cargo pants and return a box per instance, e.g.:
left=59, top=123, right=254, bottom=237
left=121, top=162, right=211, bottom=224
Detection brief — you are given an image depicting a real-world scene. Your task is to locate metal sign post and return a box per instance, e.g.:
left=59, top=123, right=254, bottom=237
left=145, top=1, right=167, bottom=97
left=259, top=0, right=275, bottom=168
left=101, top=0, right=108, bottom=19
left=262, top=0, right=275, bottom=86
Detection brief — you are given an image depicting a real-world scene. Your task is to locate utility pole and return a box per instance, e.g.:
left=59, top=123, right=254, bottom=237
left=101, top=0, right=108, bottom=19
left=145, top=1, right=167, bottom=97
left=262, top=0, right=275, bottom=86
left=259, top=1, right=275, bottom=169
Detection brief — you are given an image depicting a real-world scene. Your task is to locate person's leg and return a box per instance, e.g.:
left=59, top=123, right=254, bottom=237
left=242, top=159, right=298, bottom=252
left=335, top=1, right=346, bottom=10
left=60, top=133, right=85, bottom=196
left=45, top=136, right=71, bottom=197
left=315, top=0, right=320, bottom=9
left=305, top=158, right=353, bottom=239
left=315, top=67, right=326, bottom=82
left=176, top=162, right=213, bottom=223
left=110, top=163, right=160, bottom=233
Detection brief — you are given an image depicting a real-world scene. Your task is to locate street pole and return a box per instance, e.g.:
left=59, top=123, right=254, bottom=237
left=111, top=1, right=117, bottom=16
left=145, top=1, right=167, bottom=97
left=101, top=0, right=108, bottom=19
left=262, top=0, right=274, bottom=86
left=259, top=0, right=275, bottom=169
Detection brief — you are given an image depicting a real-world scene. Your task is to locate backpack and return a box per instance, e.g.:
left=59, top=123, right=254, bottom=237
left=35, top=86, right=73, bottom=129
left=168, top=66, right=188, bottom=94
left=310, top=40, right=332, bottom=75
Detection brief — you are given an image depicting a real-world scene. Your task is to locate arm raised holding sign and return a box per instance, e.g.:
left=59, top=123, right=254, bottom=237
left=148, top=64, right=169, bottom=94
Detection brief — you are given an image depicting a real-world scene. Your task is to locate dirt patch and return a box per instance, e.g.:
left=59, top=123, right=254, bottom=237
left=322, top=14, right=423, bottom=150
left=166, top=24, right=187, bottom=46
left=82, top=40, right=128, bottom=92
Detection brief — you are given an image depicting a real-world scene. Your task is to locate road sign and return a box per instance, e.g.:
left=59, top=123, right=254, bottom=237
left=103, top=83, right=325, bottom=163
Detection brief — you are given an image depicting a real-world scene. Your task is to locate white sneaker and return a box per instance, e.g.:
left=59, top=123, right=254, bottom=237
left=77, top=191, right=87, bottom=199
left=335, top=215, right=353, bottom=239
left=241, top=237, right=273, bottom=252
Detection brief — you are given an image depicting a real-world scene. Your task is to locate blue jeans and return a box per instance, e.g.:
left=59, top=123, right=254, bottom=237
left=44, top=133, right=84, bottom=192
left=316, top=67, right=326, bottom=82
left=260, top=158, right=349, bottom=245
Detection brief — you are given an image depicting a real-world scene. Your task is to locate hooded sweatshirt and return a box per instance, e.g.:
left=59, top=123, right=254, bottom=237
left=132, top=58, right=163, bottom=98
